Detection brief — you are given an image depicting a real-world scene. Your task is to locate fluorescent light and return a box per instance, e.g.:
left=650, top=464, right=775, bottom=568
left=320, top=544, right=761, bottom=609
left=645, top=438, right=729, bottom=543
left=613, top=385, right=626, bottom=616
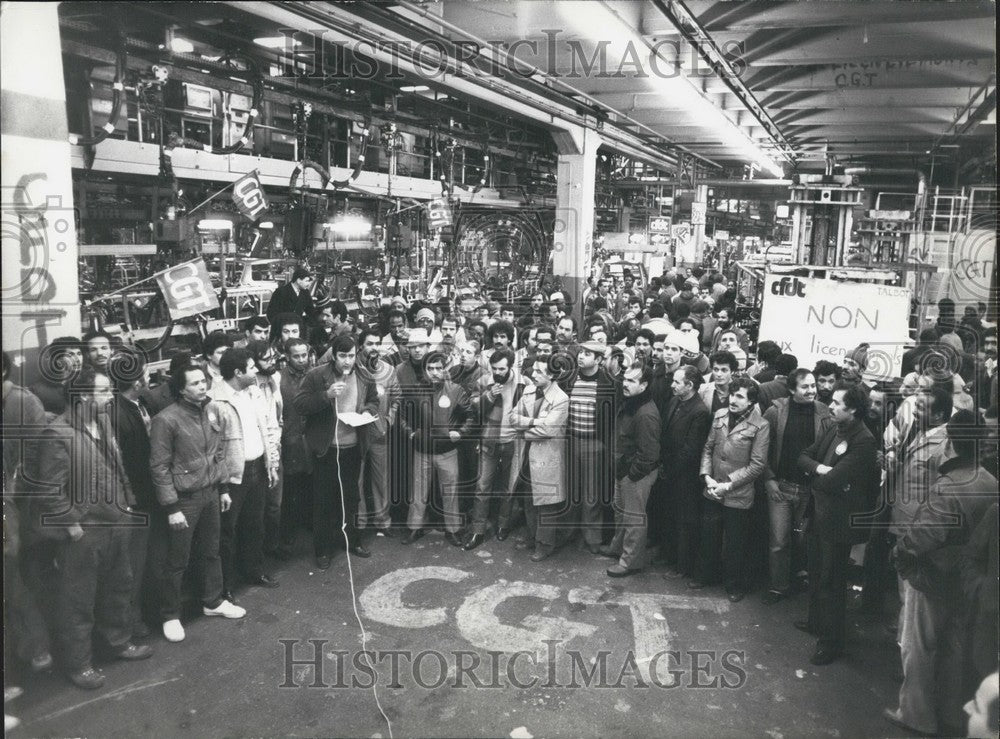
left=257, top=221, right=274, bottom=230
left=400, top=85, right=430, bottom=93
left=198, top=219, right=234, bottom=230
left=201, top=54, right=222, bottom=62
left=254, top=36, right=300, bottom=49
left=170, top=38, right=195, bottom=54
left=324, top=216, right=372, bottom=236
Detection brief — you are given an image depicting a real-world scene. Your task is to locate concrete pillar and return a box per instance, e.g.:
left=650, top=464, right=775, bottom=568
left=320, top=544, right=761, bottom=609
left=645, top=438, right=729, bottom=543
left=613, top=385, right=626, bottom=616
left=552, top=125, right=598, bottom=331
left=692, top=184, right=708, bottom=263
left=2, top=2, right=80, bottom=383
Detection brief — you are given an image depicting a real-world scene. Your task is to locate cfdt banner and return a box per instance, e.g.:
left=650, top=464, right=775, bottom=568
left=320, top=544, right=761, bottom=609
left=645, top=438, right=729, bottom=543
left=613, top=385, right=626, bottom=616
left=759, top=274, right=911, bottom=379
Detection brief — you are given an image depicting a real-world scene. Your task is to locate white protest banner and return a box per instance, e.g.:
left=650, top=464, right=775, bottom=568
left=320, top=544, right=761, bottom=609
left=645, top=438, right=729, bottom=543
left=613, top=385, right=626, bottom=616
left=759, top=275, right=911, bottom=379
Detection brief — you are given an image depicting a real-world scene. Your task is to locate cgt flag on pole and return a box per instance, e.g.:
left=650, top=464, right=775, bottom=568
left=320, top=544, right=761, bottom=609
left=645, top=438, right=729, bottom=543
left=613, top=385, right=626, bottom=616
left=155, top=258, right=221, bottom=320
left=231, top=170, right=269, bottom=221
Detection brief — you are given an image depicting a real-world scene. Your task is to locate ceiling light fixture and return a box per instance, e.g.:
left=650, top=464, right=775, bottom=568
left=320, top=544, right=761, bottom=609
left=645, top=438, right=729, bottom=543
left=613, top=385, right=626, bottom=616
left=169, top=38, right=195, bottom=54
left=254, top=36, right=301, bottom=49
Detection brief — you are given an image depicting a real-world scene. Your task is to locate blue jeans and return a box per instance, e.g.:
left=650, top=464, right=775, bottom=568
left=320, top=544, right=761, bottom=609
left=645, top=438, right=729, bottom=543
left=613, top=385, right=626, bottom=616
left=767, top=480, right=810, bottom=593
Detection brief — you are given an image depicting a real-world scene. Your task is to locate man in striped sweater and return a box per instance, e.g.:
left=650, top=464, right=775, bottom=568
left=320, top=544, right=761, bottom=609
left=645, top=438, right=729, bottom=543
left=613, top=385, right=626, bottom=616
left=565, top=341, right=618, bottom=554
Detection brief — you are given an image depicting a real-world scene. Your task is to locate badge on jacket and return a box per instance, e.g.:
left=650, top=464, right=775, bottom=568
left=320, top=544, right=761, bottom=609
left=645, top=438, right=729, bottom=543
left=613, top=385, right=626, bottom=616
left=835, top=440, right=848, bottom=456
left=438, top=394, right=452, bottom=408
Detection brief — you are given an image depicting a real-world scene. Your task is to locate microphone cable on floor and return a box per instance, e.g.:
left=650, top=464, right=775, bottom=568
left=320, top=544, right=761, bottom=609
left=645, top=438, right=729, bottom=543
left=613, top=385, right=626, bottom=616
left=333, top=394, right=393, bottom=739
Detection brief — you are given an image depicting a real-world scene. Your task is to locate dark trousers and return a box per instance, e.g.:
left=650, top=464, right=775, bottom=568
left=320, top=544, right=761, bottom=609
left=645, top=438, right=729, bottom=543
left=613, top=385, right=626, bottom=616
left=220, top=457, right=267, bottom=590
left=56, top=528, right=133, bottom=671
left=647, top=475, right=674, bottom=562
left=280, top=470, right=313, bottom=544
left=806, top=531, right=850, bottom=649
left=312, top=444, right=363, bottom=556
left=696, top=499, right=751, bottom=591
left=128, top=517, right=151, bottom=629
left=159, top=486, right=224, bottom=621
left=4, top=550, right=51, bottom=669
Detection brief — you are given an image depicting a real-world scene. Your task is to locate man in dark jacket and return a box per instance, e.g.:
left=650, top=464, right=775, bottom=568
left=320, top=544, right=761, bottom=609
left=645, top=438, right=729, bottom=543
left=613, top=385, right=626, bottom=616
left=756, top=353, right=798, bottom=412
left=36, top=368, right=152, bottom=688
left=266, top=266, right=316, bottom=326
left=150, top=363, right=245, bottom=645
left=293, top=334, right=379, bottom=568
left=106, top=352, right=157, bottom=639
left=400, top=350, right=475, bottom=546
left=30, top=336, right=82, bottom=415
left=278, top=338, right=313, bottom=550
left=761, top=369, right=833, bottom=604
left=660, top=365, right=712, bottom=579
left=601, top=364, right=660, bottom=577
left=796, top=382, right=879, bottom=666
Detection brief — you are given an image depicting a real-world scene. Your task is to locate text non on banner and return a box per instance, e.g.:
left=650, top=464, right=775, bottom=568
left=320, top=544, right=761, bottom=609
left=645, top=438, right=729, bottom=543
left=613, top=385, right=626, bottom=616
left=759, top=274, right=911, bottom=379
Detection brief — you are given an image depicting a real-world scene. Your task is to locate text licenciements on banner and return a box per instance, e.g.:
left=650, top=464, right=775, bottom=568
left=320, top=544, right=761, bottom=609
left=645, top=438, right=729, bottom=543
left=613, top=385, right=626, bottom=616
left=759, top=274, right=911, bottom=379
left=156, top=259, right=221, bottom=320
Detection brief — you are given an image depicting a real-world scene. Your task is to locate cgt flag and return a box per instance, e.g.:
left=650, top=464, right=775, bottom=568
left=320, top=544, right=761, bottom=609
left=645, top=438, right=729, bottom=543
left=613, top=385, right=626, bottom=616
left=231, top=170, right=269, bottom=221
left=155, top=258, right=220, bottom=320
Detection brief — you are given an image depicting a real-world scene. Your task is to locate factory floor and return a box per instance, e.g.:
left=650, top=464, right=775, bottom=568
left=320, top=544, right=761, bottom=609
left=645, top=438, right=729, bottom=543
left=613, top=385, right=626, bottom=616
left=7, top=528, right=904, bottom=738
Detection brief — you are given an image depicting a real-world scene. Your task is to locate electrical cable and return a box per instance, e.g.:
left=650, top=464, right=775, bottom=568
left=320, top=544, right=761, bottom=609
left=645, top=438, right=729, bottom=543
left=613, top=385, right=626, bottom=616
left=332, top=394, right=394, bottom=739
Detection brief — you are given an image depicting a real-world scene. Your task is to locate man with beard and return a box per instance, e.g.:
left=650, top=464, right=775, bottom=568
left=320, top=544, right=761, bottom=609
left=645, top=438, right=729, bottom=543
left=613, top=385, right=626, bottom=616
left=601, top=364, right=660, bottom=577
left=841, top=344, right=872, bottom=392
left=355, top=328, right=401, bottom=538
left=660, top=365, right=712, bottom=580
left=36, top=368, right=152, bottom=687
left=632, top=328, right=656, bottom=369
left=439, top=316, right=462, bottom=362
left=978, top=327, right=996, bottom=410
left=761, top=369, right=832, bottom=605
left=812, top=360, right=841, bottom=406
left=401, top=350, right=475, bottom=546
left=82, top=329, right=113, bottom=376
left=381, top=309, right=410, bottom=366
left=518, top=292, right=546, bottom=330
left=31, top=336, right=83, bottom=414
left=691, top=377, right=769, bottom=602
left=709, top=309, right=749, bottom=353
left=278, top=338, right=313, bottom=552
left=246, top=341, right=285, bottom=559
left=295, top=334, right=379, bottom=568
left=795, top=383, right=878, bottom=666
left=463, top=347, right=530, bottom=550
left=555, top=316, right=579, bottom=356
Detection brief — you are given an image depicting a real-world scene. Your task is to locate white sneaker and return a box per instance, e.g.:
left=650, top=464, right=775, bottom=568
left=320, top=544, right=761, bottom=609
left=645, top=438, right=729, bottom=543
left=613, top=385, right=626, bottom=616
left=203, top=600, right=246, bottom=619
left=163, top=619, right=186, bottom=642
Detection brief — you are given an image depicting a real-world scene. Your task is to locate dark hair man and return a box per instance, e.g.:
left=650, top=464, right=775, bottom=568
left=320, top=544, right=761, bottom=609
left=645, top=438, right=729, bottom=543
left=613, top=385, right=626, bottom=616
left=660, top=364, right=712, bottom=580
left=463, top=347, right=530, bottom=551
left=355, top=328, right=402, bottom=538
left=795, top=382, right=878, bottom=666
left=202, top=331, right=233, bottom=386
left=267, top=265, right=315, bottom=325
left=760, top=369, right=833, bottom=604
left=31, top=336, right=83, bottom=414
left=692, top=376, right=770, bottom=602
left=294, top=334, right=378, bottom=568
left=106, top=351, right=157, bottom=638
left=701, top=351, right=739, bottom=414
left=399, top=350, right=475, bottom=546
left=209, top=347, right=281, bottom=598
left=36, top=368, right=152, bottom=687
left=82, top=330, right=113, bottom=374
left=602, top=364, right=661, bottom=577
left=277, top=338, right=314, bottom=553
left=757, top=353, right=799, bottom=412
left=812, top=360, right=841, bottom=405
